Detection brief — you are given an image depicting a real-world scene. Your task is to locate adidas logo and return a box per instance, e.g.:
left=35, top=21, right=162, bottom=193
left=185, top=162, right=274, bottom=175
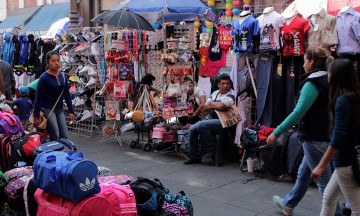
left=79, top=178, right=96, bottom=191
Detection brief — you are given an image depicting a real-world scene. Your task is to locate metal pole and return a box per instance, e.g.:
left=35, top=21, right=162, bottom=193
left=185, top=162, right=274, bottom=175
left=69, top=0, right=79, bottom=29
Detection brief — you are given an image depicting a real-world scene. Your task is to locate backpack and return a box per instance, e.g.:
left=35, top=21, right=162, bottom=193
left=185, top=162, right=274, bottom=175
left=162, top=202, right=190, bottom=216
left=0, top=111, right=25, bottom=140
left=98, top=175, right=134, bottom=185
left=0, top=134, right=18, bottom=172
left=32, top=140, right=77, bottom=158
left=100, top=182, right=137, bottom=215
left=35, top=188, right=112, bottom=216
left=12, top=133, right=46, bottom=165
left=130, top=177, right=165, bottom=215
left=4, top=166, right=33, bottom=209
left=23, top=175, right=37, bottom=216
left=162, top=191, right=193, bottom=216
left=33, top=151, right=100, bottom=202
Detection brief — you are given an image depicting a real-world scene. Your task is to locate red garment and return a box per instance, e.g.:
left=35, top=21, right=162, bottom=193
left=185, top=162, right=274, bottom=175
left=257, top=125, right=275, bottom=141
left=281, top=15, right=310, bottom=57
left=198, top=47, right=208, bottom=77
left=205, top=47, right=226, bottom=77
left=218, top=26, right=232, bottom=52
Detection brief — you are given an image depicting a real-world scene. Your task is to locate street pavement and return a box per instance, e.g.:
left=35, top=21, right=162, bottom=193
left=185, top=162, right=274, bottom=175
left=69, top=131, right=322, bottom=216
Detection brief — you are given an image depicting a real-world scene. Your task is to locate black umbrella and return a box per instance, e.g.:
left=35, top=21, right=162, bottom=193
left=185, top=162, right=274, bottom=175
left=91, top=9, right=155, bottom=32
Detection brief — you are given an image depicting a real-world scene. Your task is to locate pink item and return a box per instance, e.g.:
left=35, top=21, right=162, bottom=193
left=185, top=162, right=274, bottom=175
left=98, top=175, right=134, bottom=185
left=152, top=127, right=166, bottom=139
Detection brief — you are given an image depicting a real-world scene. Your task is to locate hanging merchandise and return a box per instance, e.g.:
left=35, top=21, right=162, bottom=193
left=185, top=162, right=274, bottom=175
left=194, top=18, right=201, bottom=33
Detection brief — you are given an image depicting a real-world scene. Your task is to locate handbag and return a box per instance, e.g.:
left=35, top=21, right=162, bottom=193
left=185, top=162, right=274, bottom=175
left=29, top=77, right=65, bottom=130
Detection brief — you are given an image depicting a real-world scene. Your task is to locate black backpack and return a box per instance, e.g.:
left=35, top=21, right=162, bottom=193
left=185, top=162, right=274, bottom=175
left=130, top=177, right=165, bottom=216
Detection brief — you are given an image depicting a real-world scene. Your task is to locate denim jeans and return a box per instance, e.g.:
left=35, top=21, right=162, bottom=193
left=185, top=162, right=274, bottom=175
left=283, top=140, right=342, bottom=215
left=321, top=166, right=360, bottom=215
left=43, top=108, right=68, bottom=141
left=188, top=119, right=227, bottom=159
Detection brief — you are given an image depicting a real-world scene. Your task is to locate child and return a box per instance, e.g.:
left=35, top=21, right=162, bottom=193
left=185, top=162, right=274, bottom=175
left=6, top=86, right=34, bottom=132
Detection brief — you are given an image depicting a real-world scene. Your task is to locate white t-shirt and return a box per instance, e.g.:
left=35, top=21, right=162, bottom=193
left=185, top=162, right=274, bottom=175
left=197, top=76, right=211, bottom=98
left=257, top=11, right=285, bottom=51
left=206, top=89, right=236, bottom=108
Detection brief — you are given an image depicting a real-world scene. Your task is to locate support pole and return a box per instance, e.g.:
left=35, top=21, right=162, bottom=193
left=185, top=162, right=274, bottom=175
left=69, top=0, right=79, bottom=30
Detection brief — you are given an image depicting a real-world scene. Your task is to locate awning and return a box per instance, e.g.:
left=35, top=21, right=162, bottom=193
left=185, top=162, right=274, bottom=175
left=23, top=2, right=70, bottom=36
left=0, top=6, right=40, bottom=34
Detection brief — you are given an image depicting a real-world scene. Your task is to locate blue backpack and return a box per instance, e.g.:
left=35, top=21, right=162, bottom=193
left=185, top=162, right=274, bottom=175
left=33, top=151, right=100, bottom=202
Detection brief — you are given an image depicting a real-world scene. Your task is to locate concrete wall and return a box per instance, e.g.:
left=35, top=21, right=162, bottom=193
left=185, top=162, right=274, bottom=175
left=80, top=0, right=123, bottom=27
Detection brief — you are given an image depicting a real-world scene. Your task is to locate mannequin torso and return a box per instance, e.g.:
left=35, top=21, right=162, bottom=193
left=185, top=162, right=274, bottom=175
left=340, top=5, right=352, bottom=14
left=285, top=13, right=297, bottom=25
left=263, top=7, right=274, bottom=14
left=239, top=13, right=250, bottom=25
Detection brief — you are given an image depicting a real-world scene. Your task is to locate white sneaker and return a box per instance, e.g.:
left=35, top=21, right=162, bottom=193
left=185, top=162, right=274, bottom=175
left=74, top=98, right=85, bottom=107
left=85, top=77, right=97, bottom=89
left=72, top=97, right=80, bottom=106
left=78, top=110, right=93, bottom=122
left=88, top=66, right=97, bottom=76
left=79, top=65, right=90, bottom=75
left=91, top=43, right=100, bottom=56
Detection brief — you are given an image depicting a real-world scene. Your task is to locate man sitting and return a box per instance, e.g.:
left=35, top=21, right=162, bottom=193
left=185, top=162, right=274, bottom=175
left=184, top=74, right=236, bottom=165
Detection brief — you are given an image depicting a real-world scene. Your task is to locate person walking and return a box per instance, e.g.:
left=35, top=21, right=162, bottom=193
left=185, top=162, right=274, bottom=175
left=266, top=47, right=341, bottom=216
left=33, top=51, right=74, bottom=141
left=311, top=59, right=360, bottom=215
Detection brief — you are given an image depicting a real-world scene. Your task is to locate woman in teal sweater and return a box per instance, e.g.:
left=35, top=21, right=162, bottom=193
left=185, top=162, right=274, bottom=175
left=266, top=48, right=341, bottom=216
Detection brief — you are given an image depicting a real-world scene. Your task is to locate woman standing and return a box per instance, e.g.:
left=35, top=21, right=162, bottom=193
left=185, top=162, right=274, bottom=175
left=33, top=51, right=74, bottom=141
left=266, top=48, right=341, bottom=216
left=311, top=59, right=360, bottom=215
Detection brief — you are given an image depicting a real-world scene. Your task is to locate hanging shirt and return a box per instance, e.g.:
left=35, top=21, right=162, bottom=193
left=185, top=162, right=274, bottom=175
left=281, top=15, right=310, bottom=56
left=218, top=25, right=233, bottom=51
left=197, top=76, right=211, bottom=98
left=307, top=8, right=338, bottom=50
left=336, top=8, right=360, bottom=55
left=257, top=10, right=285, bottom=51
left=231, top=16, right=259, bottom=53
left=198, top=46, right=209, bottom=77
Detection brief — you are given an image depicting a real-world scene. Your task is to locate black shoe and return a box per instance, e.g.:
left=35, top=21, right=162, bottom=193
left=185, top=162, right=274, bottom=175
left=88, top=55, right=97, bottom=65
left=183, top=158, right=201, bottom=165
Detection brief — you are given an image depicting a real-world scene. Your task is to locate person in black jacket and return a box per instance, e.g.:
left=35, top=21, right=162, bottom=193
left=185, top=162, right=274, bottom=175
left=267, top=48, right=341, bottom=216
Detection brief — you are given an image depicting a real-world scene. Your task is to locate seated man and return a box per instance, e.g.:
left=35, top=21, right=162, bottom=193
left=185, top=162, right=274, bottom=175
left=184, top=74, right=236, bottom=165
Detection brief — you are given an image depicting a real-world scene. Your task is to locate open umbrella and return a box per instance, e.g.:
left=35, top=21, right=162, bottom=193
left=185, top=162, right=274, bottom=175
left=91, top=9, right=154, bottom=31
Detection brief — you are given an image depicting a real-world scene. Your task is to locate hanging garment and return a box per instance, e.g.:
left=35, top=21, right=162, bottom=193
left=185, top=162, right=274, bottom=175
left=197, top=76, right=211, bottom=98
left=257, top=10, right=285, bottom=51
left=1, top=34, right=14, bottom=65
left=230, top=54, right=251, bottom=96
left=27, top=34, right=37, bottom=66
left=19, top=34, right=29, bottom=66
left=336, top=7, right=360, bottom=56
left=12, top=35, right=20, bottom=66
left=234, top=93, right=253, bottom=145
left=218, top=25, right=233, bottom=52
left=231, top=16, right=259, bottom=53
left=281, top=15, right=310, bottom=56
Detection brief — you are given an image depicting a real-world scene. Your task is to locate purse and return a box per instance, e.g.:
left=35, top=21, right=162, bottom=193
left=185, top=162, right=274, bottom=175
left=30, top=89, right=64, bottom=130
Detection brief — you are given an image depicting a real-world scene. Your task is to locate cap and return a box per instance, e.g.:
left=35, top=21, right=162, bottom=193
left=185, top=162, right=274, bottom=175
left=19, top=86, right=29, bottom=95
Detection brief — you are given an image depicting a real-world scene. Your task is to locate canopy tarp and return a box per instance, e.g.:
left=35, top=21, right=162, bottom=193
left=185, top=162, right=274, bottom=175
left=111, top=0, right=211, bottom=23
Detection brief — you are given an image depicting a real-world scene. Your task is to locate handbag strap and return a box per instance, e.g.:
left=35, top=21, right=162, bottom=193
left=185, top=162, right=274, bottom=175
left=47, top=73, right=66, bottom=118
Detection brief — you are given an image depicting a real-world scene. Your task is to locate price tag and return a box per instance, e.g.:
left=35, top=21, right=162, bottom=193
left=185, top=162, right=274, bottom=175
left=314, top=24, right=319, bottom=31
left=242, top=41, right=247, bottom=50
left=277, top=64, right=282, bottom=76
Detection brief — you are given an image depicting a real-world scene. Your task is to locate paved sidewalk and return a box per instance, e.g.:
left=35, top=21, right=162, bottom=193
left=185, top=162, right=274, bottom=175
left=69, top=132, right=322, bottom=216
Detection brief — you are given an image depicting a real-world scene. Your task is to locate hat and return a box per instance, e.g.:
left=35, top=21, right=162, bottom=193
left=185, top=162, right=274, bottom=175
left=19, top=87, right=29, bottom=95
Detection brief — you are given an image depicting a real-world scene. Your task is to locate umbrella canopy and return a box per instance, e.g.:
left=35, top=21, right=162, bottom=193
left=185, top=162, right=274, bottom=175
left=44, top=17, right=83, bottom=39
left=91, top=9, right=154, bottom=31
left=111, top=0, right=212, bottom=23
left=27, top=78, right=38, bottom=91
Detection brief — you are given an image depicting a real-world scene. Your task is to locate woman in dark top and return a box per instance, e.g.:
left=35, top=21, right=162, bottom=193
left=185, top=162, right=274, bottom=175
left=312, top=59, right=360, bottom=215
left=33, top=51, right=74, bottom=141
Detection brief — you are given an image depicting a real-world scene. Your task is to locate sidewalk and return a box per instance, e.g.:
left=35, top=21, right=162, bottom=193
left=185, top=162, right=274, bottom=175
left=69, top=132, right=322, bottom=216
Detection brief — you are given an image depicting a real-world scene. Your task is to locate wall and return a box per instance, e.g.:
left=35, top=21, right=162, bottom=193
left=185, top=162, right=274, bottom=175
left=0, top=0, right=6, bottom=21
left=80, top=0, right=123, bottom=27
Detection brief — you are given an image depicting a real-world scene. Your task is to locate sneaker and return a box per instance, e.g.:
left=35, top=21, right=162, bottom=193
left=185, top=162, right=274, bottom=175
left=91, top=43, right=100, bottom=56
left=183, top=158, right=201, bottom=165
left=96, top=82, right=107, bottom=96
left=78, top=110, right=93, bottom=122
left=88, top=55, right=97, bottom=65
left=78, top=87, right=95, bottom=98
left=79, top=65, right=90, bottom=75
left=69, top=85, right=77, bottom=94
left=85, top=77, right=97, bottom=89
left=273, top=195, right=293, bottom=216
left=92, top=34, right=102, bottom=43
left=85, top=98, right=93, bottom=109
left=74, top=98, right=85, bottom=107
left=88, top=66, right=97, bottom=76
left=72, top=97, right=80, bottom=106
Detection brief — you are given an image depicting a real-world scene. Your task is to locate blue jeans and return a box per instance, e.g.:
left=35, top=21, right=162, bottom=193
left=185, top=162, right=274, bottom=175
left=284, top=140, right=342, bottom=215
left=188, top=119, right=226, bottom=159
left=43, top=108, right=68, bottom=141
